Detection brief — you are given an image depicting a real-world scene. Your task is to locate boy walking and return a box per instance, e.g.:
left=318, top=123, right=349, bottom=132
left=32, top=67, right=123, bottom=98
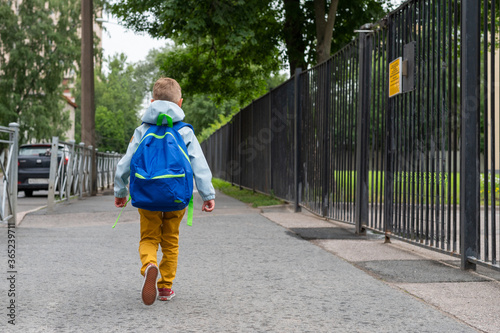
left=114, top=77, right=215, bottom=305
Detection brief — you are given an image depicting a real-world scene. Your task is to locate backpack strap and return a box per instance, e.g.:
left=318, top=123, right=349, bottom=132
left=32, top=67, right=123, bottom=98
left=112, top=195, right=132, bottom=228
left=187, top=196, right=194, bottom=226
left=172, top=121, right=194, bottom=134
left=157, top=113, right=173, bottom=127
left=173, top=120, right=195, bottom=226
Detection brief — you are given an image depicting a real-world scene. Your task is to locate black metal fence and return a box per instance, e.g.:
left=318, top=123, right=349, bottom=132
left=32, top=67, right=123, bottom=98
left=201, top=0, right=500, bottom=271
left=479, top=0, right=500, bottom=268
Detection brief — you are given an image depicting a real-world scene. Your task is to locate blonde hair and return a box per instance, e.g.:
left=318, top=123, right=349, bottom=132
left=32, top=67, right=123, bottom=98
left=152, top=77, right=182, bottom=103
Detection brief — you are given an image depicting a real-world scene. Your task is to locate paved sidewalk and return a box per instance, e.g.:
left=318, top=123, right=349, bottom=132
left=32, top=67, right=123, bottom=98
left=1, top=190, right=499, bottom=332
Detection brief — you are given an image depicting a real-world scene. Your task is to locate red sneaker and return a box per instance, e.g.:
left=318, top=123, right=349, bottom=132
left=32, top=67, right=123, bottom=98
left=141, top=264, right=158, bottom=305
left=158, top=288, right=175, bottom=301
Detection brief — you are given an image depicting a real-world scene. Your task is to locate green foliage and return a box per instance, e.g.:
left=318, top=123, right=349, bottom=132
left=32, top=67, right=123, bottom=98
left=212, top=178, right=285, bottom=207
left=329, top=0, right=389, bottom=55
left=74, top=54, right=145, bottom=153
left=131, top=47, right=162, bottom=99
left=194, top=73, right=288, bottom=142
left=95, top=54, right=143, bottom=153
left=108, top=1, right=393, bottom=144
left=155, top=46, right=275, bottom=106
left=110, top=0, right=282, bottom=105
left=0, top=0, right=106, bottom=143
left=197, top=113, right=234, bottom=143
left=182, top=95, right=238, bottom=140
left=95, top=105, right=126, bottom=152
left=109, top=0, right=392, bottom=132
left=266, top=73, right=290, bottom=91
left=0, top=0, right=81, bottom=142
left=281, top=0, right=390, bottom=73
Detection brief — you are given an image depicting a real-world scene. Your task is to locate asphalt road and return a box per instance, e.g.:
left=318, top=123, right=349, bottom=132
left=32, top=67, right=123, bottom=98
left=16, top=190, right=50, bottom=213
left=0, top=180, right=48, bottom=218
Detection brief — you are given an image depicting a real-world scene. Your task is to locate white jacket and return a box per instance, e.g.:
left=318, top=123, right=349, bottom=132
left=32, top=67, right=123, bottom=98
left=114, top=100, right=216, bottom=202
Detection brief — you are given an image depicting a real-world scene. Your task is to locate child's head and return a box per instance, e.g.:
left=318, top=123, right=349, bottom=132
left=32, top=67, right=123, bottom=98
left=152, top=77, right=182, bottom=106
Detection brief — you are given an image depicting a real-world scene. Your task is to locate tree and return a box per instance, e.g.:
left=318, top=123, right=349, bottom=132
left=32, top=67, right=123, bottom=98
left=110, top=0, right=391, bottom=94
left=0, top=0, right=81, bottom=142
left=110, top=0, right=282, bottom=104
left=284, top=0, right=389, bottom=71
left=75, top=53, right=148, bottom=153
left=314, top=0, right=340, bottom=64
left=182, top=95, right=239, bottom=139
left=129, top=47, right=162, bottom=101
left=95, top=54, right=143, bottom=152
left=0, top=0, right=106, bottom=143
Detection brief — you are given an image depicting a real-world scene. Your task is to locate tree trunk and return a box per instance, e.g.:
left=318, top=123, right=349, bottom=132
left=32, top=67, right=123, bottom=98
left=283, top=0, right=308, bottom=76
left=314, top=0, right=339, bottom=64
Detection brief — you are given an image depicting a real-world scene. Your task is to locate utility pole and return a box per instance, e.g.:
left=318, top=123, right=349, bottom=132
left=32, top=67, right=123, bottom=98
left=81, top=0, right=97, bottom=195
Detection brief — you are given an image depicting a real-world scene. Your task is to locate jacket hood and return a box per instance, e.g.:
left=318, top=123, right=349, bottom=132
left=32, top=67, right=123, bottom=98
left=141, top=100, right=185, bottom=125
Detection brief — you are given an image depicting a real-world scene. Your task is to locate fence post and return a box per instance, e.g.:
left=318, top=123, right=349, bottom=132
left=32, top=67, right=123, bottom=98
left=107, top=152, right=111, bottom=188
left=230, top=120, right=234, bottom=186
left=355, top=32, right=372, bottom=235
left=384, top=16, right=395, bottom=243
left=269, top=90, right=273, bottom=193
left=79, top=142, right=85, bottom=198
left=294, top=67, right=302, bottom=212
left=67, top=140, right=75, bottom=200
left=460, top=0, right=480, bottom=271
left=239, top=112, right=242, bottom=190
left=8, top=123, right=19, bottom=226
left=96, top=149, right=101, bottom=191
left=251, top=101, right=255, bottom=192
left=47, top=137, right=58, bottom=212
left=89, top=146, right=94, bottom=195
left=322, top=61, right=331, bottom=217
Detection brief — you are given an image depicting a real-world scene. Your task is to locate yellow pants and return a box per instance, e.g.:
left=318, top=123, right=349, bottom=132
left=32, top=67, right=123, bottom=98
left=138, top=208, right=186, bottom=289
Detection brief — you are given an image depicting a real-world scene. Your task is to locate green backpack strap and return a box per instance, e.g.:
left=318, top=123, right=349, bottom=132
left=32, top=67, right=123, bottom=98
left=156, top=115, right=193, bottom=225
left=186, top=195, right=194, bottom=226
left=112, top=195, right=132, bottom=228
left=157, top=113, right=173, bottom=127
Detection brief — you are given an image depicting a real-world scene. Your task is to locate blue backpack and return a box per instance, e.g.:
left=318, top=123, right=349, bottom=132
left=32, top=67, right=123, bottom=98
left=129, top=113, right=194, bottom=225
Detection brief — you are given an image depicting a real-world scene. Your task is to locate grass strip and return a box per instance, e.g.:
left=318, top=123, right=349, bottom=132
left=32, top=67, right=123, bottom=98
left=212, top=178, right=285, bottom=208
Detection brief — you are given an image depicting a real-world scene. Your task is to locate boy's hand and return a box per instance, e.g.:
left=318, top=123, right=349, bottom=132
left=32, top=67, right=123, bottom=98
left=202, top=200, right=215, bottom=212
left=115, top=197, right=127, bottom=208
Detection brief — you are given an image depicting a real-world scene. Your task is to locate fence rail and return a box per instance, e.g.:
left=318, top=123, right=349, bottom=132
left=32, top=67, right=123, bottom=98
left=45, top=137, right=121, bottom=211
left=0, top=131, right=122, bottom=223
left=0, top=123, right=19, bottom=226
left=202, top=0, right=500, bottom=271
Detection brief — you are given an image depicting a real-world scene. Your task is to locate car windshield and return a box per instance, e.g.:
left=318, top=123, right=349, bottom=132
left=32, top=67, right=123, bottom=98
left=19, top=147, right=51, bottom=156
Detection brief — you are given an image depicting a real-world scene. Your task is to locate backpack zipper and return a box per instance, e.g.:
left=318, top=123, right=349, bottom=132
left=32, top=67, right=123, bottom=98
left=136, top=131, right=191, bottom=165
left=134, top=173, right=185, bottom=179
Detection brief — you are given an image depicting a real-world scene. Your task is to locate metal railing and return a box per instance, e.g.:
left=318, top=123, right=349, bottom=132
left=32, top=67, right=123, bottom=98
left=478, top=0, right=497, bottom=268
left=0, top=123, right=19, bottom=226
left=202, top=0, right=500, bottom=271
left=361, top=0, right=466, bottom=264
left=96, top=150, right=121, bottom=191
left=46, top=137, right=122, bottom=211
left=0, top=129, right=123, bottom=220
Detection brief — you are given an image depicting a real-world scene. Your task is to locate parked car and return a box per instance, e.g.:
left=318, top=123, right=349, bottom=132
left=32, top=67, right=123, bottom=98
left=17, top=143, right=68, bottom=197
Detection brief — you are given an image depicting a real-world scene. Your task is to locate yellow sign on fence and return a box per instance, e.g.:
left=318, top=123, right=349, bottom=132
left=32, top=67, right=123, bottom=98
left=389, top=57, right=402, bottom=98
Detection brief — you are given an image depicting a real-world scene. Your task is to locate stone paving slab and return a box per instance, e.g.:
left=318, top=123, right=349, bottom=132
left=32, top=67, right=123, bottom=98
left=262, top=206, right=500, bottom=333
left=399, top=281, right=500, bottom=333
left=356, top=260, right=489, bottom=283
left=312, top=239, right=426, bottom=262
left=289, top=227, right=362, bottom=240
